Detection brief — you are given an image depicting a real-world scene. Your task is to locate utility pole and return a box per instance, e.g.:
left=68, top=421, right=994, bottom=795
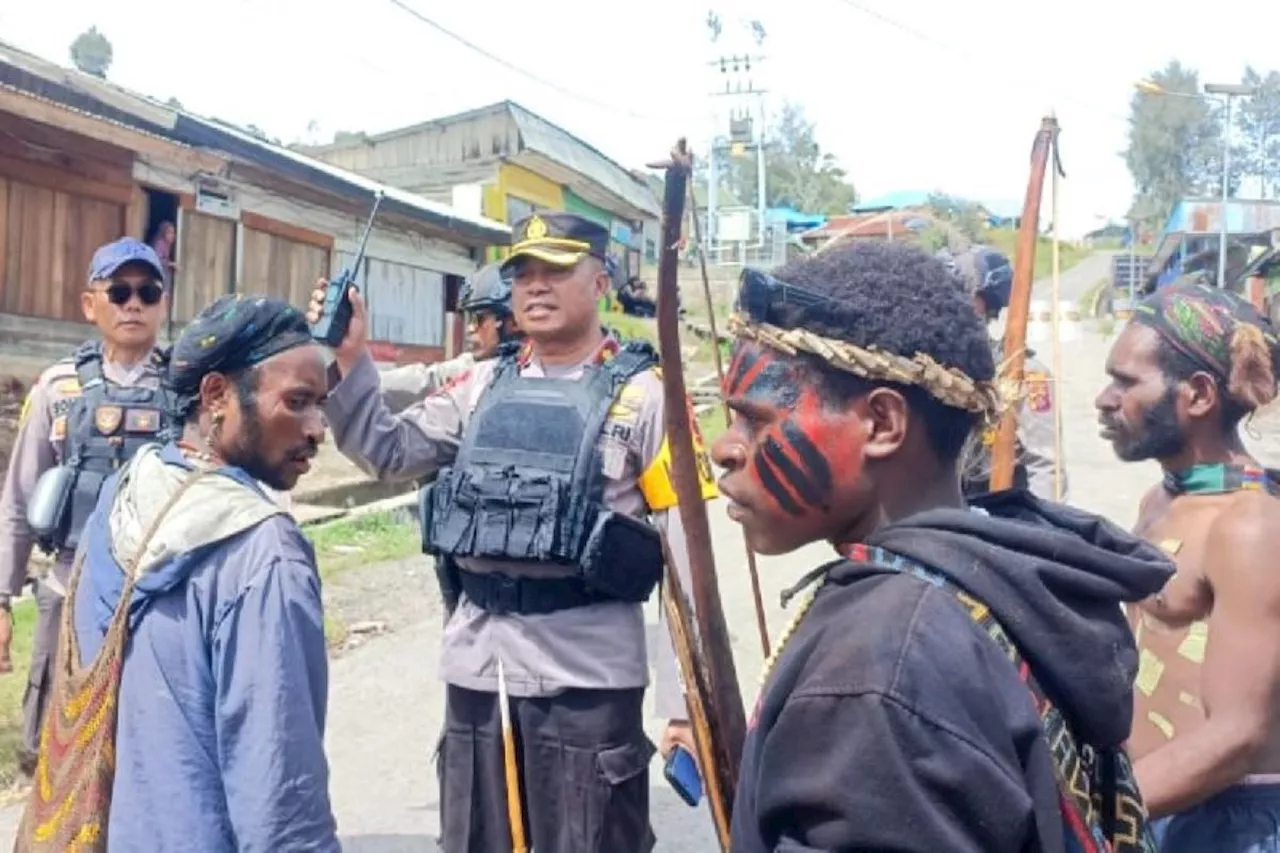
left=1205, top=82, right=1258, bottom=287
left=705, top=11, right=768, bottom=261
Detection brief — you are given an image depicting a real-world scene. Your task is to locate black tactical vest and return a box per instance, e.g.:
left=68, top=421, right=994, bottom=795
left=422, top=340, right=666, bottom=607
left=37, top=342, right=176, bottom=552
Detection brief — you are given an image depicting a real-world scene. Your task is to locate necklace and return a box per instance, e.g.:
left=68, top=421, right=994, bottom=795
left=753, top=579, right=824, bottom=707
left=176, top=440, right=218, bottom=465
left=1163, top=462, right=1280, bottom=496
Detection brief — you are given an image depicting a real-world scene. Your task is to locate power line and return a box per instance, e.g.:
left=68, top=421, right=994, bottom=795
left=828, top=0, right=1129, bottom=124
left=384, top=0, right=684, bottom=123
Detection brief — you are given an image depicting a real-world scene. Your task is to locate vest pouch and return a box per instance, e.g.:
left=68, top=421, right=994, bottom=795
left=578, top=510, right=662, bottom=603
left=64, top=469, right=107, bottom=553
left=503, top=474, right=568, bottom=561
left=26, top=467, right=77, bottom=553
left=469, top=472, right=517, bottom=558
left=425, top=469, right=474, bottom=556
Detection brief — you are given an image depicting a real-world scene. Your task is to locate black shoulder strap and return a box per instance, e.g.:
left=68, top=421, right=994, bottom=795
left=855, top=545, right=1157, bottom=853
left=72, top=340, right=104, bottom=386
left=601, top=340, right=659, bottom=389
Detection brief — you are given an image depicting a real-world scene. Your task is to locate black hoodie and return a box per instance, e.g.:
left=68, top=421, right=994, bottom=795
left=730, top=489, right=1174, bottom=853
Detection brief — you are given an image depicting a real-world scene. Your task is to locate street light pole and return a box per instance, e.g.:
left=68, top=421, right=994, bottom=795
left=1204, top=82, right=1259, bottom=287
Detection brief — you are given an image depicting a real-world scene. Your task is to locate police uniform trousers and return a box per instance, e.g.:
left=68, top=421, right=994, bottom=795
left=436, top=684, right=656, bottom=853
left=21, top=578, right=63, bottom=766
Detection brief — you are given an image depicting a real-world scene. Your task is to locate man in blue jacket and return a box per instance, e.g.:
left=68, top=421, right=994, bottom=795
left=17, top=295, right=339, bottom=852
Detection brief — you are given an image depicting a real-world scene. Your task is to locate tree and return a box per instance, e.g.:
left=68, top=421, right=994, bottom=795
left=915, top=194, right=988, bottom=252
left=1124, top=60, right=1222, bottom=231
left=722, top=101, right=858, bottom=215
left=1234, top=67, right=1280, bottom=198
left=69, top=26, right=113, bottom=78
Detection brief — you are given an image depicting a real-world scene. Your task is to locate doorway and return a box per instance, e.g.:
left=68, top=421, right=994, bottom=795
left=142, top=187, right=180, bottom=340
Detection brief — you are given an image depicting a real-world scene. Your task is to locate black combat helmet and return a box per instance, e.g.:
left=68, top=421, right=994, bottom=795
left=460, top=262, right=513, bottom=318
left=937, top=245, right=1014, bottom=316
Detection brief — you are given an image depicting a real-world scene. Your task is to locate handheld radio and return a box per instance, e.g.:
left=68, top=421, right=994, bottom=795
left=311, top=189, right=385, bottom=347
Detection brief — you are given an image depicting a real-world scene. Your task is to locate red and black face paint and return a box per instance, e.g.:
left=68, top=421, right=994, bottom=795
left=725, top=342, right=856, bottom=517
left=725, top=342, right=799, bottom=408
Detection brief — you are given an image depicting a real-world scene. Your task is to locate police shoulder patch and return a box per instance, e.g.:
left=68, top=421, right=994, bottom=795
left=428, top=369, right=472, bottom=399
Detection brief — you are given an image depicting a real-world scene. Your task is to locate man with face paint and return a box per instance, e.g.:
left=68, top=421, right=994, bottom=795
left=378, top=262, right=522, bottom=414
left=307, top=212, right=715, bottom=853
left=16, top=294, right=339, bottom=852
left=0, top=237, right=175, bottom=777
left=713, top=241, right=1173, bottom=853
left=938, top=245, right=1066, bottom=501
left=1096, top=282, right=1280, bottom=851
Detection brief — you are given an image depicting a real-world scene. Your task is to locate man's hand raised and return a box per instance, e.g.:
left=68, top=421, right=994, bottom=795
left=305, top=279, right=369, bottom=375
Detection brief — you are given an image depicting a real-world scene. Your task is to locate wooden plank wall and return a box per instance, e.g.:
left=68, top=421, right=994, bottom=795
left=173, top=211, right=235, bottom=322
left=240, top=220, right=331, bottom=309
left=0, top=178, right=126, bottom=321
left=0, top=115, right=133, bottom=321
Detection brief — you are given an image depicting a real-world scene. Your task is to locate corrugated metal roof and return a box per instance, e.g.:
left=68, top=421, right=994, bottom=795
left=300, top=100, right=660, bottom=223
left=1150, top=199, right=1280, bottom=273
left=851, top=190, right=934, bottom=212
left=801, top=211, right=932, bottom=240
left=176, top=114, right=509, bottom=244
left=506, top=102, right=659, bottom=218
left=0, top=38, right=509, bottom=245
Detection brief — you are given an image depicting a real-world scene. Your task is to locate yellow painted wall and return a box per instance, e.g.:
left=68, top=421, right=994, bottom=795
left=500, top=163, right=563, bottom=212
left=484, top=163, right=565, bottom=262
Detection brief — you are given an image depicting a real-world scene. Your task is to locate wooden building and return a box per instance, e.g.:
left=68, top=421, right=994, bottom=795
left=300, top=101, right=659, bottom=280
left=0, top=41, right=510, bottom=365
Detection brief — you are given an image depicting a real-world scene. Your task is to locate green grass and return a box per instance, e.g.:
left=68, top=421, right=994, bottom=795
left=604, top=312, right=658, bottom=346
left=306, top=509, right=420, bottom=582
left=985, top=228, right=1089, bottom=280
left=1079, top=278, right=1110, bottom=318
left=0, top=599, right=36, bottom=791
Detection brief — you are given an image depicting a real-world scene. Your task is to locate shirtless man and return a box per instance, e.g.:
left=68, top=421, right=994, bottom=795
left=1096, top=280, right=1280, bottom=850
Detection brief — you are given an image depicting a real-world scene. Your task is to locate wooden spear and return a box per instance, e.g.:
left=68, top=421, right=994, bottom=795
left=496, top=658, right=528, bottom=853
left=1049, top=132, right=1066, bottom=501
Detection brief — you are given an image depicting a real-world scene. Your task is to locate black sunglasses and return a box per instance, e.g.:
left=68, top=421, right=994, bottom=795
left=103, top=281, right=164, bottom=307
left=736, top=267, right=836, bottom=325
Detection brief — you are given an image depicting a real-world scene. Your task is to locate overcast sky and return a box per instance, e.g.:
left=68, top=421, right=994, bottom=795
left=1, top=0, right=1275, bottom=238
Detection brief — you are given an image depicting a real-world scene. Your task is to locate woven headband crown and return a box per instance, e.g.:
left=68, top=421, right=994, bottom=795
left=731, top=268, right=1004, bottom=417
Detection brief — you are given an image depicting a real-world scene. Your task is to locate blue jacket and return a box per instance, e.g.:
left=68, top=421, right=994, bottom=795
left=73, top=442, right=339, bottom=852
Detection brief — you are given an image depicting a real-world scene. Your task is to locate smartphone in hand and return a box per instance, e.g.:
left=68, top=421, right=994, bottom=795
left=663, top=745, right=703, bottom=807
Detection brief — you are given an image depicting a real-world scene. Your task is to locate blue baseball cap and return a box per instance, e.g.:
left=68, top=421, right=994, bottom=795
left=87, top=237, right=166, bottom=285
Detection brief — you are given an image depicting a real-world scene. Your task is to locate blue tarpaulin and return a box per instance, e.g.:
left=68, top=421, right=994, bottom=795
left=766, top=207, right=827, bottom=232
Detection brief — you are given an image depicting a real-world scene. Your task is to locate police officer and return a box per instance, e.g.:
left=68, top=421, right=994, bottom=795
left=378, top=261, right=521, bottom=414
left=0, top=237, right=175, bottom=774
left=938, top=245, right=1068, bottom=501
left=307, top=212, right=714, bottom=853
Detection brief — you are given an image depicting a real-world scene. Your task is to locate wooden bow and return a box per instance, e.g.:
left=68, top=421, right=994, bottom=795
left=990, top=115, right=1062, bottom=490
left=648, top=138, right=746, bottom=850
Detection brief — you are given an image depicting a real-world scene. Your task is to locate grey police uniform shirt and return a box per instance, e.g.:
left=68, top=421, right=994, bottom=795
left=378, top=351, right=477, bottom=415
left=961, top=348, right=1067, bottom=502
left=0, top=354, right=162, bottom=600
left=324, top=345, right=699, bottom=718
